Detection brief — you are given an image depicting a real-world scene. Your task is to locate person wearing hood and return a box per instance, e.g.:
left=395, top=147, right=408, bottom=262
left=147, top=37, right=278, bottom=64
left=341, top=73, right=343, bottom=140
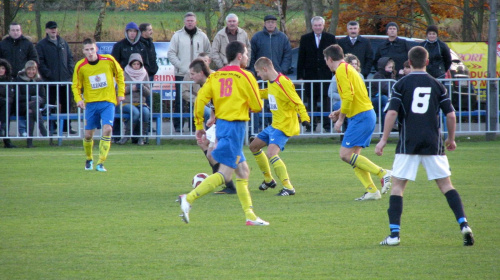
left=167, top=12, right=211, bottom=132
left=111, top=22, right=150, bottom=71
left=14, top=60, right=48, bottom=148
left=419, top=25, right=452, bottom=79
left=371, top=57, right=396, bottom=132
left=111, top=22, right=150, bottom=141
left=0, top=59, right=16, bottom=148
left=117, top=53, right=151, bottom=146
left=374, top=22, right=410, bottom=76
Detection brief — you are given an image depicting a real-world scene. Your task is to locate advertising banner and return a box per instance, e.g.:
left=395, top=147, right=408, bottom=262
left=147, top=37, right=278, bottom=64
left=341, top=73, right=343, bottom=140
left=448, top=42, right=500, bottom=101
left=96, top=42, right=176, bottom=100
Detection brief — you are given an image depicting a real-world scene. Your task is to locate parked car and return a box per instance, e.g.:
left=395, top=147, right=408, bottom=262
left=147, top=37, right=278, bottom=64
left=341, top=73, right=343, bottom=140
left=287, top=35, right=478, bottom=110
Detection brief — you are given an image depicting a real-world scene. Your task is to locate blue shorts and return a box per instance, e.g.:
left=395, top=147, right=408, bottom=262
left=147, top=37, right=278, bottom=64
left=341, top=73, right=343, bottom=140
left=211, top=119, right=246, bottom=169
left=257, top=126, right=289, bottom=151
left=342, top=109, right=376, bottom=148
left=85, top=101, right=116, bottom=130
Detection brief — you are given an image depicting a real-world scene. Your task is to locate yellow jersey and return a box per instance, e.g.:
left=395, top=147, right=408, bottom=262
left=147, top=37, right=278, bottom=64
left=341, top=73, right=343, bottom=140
left=195, top=65, right=262, bottom=130
left=260, top=73, right=310, bottom=136
left=72, top=54, right=125, bottom=105
left=336, top=62, right=373, bottom=118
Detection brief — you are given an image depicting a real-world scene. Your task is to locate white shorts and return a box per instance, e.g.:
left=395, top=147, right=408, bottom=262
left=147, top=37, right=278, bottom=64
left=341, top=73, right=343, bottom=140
left=206, top=124, right=216, bottom=148
left=392, top=154, right=451, bottom=181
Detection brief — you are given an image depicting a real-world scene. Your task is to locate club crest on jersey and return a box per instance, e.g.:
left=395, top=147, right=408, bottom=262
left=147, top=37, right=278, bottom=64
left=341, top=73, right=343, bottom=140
left=89, top=73, right=108, bottom=89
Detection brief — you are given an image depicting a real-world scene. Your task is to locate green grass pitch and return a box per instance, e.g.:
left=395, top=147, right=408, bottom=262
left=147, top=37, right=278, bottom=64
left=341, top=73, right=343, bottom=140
left=1, top=138, right=499, bottom=279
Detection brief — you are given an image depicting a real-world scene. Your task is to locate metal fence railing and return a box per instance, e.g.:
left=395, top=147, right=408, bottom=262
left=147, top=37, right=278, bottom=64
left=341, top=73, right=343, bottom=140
left=1, top=77, right=498, bottom=145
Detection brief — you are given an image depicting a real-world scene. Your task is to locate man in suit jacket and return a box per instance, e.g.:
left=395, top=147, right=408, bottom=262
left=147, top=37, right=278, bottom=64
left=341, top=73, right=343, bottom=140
left=337, top=21, right=373, bottom=79
left=297, top=16, right=336, bottom=131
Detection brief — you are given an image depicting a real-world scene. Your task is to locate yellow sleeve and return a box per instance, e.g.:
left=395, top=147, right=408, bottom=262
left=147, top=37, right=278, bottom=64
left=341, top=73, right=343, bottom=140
left=72, top=59, right=84, bottom=103
left=246, top=71, right=263, bottom=113
left=336, top=63, right=353, bottom=116
left=259, top=88, right=268, bottom=100
left=111, top=56, right=125, bottom=97
left=281, top=78, right=310, bottom=123
left=194, top=79, right=212, bottom=130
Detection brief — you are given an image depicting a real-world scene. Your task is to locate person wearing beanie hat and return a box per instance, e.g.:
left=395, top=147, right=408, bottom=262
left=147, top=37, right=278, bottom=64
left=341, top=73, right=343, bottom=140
left=420, top=25, right=452, bottom=78
left=374, top=21, right=410, bottom=77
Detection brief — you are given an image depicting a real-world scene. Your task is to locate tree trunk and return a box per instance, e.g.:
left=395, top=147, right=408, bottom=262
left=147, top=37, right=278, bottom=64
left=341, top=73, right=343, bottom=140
left=328, top=0, right=340, bottom=34
left=462, top=0, right=472, bottom=41
left=312, top=0, right=325, bottom=17
left=416, top=0, right=434, bottom=26
left=4, top=0, right=12, bottom=34
left=216, top=0, right=226, bottom=32
left=35, top=0, right=43, bottom=41
left=204, top=0, right=212, bottom=39
left=303, top=0, right=313, bottom=33
left=94, top=0, right=107, bottom=41
left=476, top=0, right=485, bottom=41
left=276, top=0, right=287, bottom=35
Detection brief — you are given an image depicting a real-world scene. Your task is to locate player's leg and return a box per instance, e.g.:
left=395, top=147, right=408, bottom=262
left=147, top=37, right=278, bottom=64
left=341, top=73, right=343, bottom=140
left=96, top=102, right=115, bottom=171
left=234, top=161, right=269, bottom=225
left=265, top=129, right=294, bottom=196
left=83, top=103, right=100, bottom=170
left=424, top=156, right=474, bottom=246
left=380, top=177, right=407, bottom=246
left=249, top=127, right=276, bottom=190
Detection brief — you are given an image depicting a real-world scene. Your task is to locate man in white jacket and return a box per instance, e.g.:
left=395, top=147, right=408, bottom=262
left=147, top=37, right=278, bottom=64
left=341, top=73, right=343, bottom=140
left=210, top=13, right=251, bottom=70
left=167, top=12, right=211, bottom=132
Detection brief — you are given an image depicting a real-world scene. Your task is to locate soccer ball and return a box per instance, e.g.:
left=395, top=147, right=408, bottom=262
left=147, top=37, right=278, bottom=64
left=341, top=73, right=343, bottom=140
left=192, top=173, right=209, bottom=188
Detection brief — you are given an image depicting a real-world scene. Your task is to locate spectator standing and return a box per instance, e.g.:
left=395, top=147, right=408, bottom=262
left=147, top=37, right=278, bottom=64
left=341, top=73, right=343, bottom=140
left=0, top=22, right=39, bottom=78
left=0, top=59, right=16, bottom=148
left=375, top=46, right=474, bottom=247
left=419, top=25, right=452, bottom=79
left=139, top=23, right=159, bottom=80
left=249, top=15, right=292, bottom=75
left=374, top=22, right=410, bottom=77
left=36, top=21, right=75, bottom=135
left=371, top=57, right=396, bottom=131
left=72, top=38, right=125, bottom=172
left=211, top=13, right=251, bottom=70
left=14, top=60, right=48, bottom=148
left=167, top=12, right=211, bottom=132
left=296, top=16, right=336, bottom=132
left=117, top=53, right=150, bottom=146
left=324, top=44, right=392, bottom=201
left=0, top=22, right=39, bottom=136
left=181, top=52, right=212, bottom=125
left=337, top=21, right=373, bottom=79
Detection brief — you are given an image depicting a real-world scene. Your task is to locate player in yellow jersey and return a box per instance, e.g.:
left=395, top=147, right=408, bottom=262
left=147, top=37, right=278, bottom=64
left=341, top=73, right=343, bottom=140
left=177, top=41, right=269, bottom=226
left=249, top=57, right=310, bottom=196
left=324, top=44, right=392, bottom=201
left=72, top=38, right=125, bottom=172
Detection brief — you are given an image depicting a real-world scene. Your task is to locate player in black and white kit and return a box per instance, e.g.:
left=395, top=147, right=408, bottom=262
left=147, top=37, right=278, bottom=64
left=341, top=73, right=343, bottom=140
left=375, top=46, right=474, bottom=246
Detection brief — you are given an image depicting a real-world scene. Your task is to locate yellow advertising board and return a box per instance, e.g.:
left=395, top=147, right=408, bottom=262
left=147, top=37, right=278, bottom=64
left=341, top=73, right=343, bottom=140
left=448, top=42, right=500, bottom=101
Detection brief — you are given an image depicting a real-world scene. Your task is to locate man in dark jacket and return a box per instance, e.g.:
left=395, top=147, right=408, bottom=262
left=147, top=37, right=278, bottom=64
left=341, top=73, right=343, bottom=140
left=337, top=21, right=373, bottom=79
left=297, top=16, right=336, bottom=131
left=374, top=22, right=410, bottom=77
left=419, top=25, right=452, bottom=79
left=0, top=22, right=39, bottom=78
left=111, top=22, right=149, bottom=71
left=36, top=21, right=75, bottom=134
left=139, top=23, right=159, bottom=80
left=249, top=15, right=292, bottom=75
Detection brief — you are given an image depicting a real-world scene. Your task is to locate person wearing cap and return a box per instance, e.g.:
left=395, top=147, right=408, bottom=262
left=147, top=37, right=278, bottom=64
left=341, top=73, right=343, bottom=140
left=374, top=22, right=411, bottom=77
left=249, top=14, right=292, bottom=75
left=167, top=12, right=211, bottom=132
left=249, top=14, right=292, bottom=134
left=296, top=16, right=336, bottom=132
left=211, top=13, right=251, bottom=69
left=419, top=25, right=452, bottom=79
left=36, top=21, right=76, bottom=135
left=111, top=22, right=150, bottom=142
